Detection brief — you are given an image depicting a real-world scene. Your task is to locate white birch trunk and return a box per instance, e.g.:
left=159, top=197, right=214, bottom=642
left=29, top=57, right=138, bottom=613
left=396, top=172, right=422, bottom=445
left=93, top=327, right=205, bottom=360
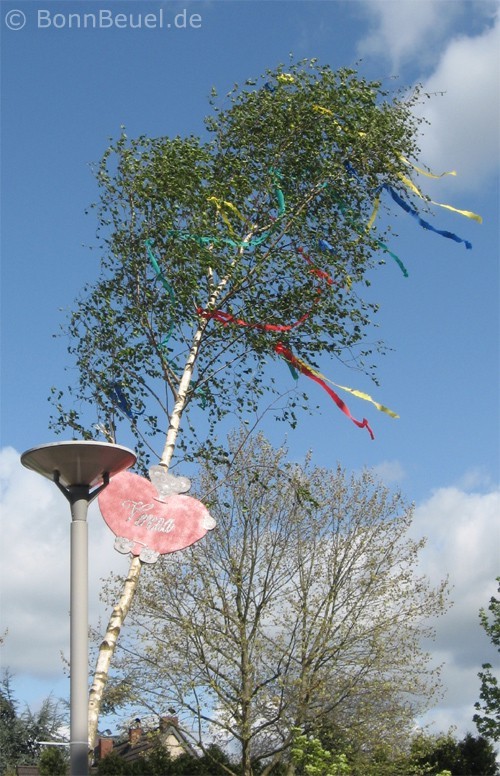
left=87, top=555, right=142, bottom=749
left=88, top=324, right=206, bottom=750
left=87, top=241, right=248, bottom=750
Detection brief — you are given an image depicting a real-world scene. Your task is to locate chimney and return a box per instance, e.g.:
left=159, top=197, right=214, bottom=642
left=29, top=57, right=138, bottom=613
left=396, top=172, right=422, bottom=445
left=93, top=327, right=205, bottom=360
left=129, top=720, right=142, bottom=746
left=97, top=738, right=114, bottom=760
left=160, top=715, right=179, bottom=731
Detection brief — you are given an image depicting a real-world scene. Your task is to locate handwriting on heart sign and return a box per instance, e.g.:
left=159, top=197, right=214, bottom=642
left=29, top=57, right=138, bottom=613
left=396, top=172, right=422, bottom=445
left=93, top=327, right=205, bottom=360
left=98, top=469, right=216, bottom=564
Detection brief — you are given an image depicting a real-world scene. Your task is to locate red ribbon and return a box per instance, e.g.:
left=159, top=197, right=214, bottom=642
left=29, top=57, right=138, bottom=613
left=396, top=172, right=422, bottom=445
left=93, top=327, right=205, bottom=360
left=274, top=342, right=375, bottom=439
left=198, top=247, right=334, bottom=333
left=297, top=246, right=334, bottom=286
left=196, top=307, right=311, bottom=332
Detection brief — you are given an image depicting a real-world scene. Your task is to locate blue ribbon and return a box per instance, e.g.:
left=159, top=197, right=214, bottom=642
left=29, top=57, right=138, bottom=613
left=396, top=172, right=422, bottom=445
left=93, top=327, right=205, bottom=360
left=108, top=382, right=143, bottom=420
left=318, top=239, right=335, bottom=253
left=384, top=186, right=472, bottom=250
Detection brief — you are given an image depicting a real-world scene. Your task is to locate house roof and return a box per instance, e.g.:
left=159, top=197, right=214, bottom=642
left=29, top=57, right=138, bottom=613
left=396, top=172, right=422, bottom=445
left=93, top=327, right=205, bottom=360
left=98, top=718, right=197, bottom=764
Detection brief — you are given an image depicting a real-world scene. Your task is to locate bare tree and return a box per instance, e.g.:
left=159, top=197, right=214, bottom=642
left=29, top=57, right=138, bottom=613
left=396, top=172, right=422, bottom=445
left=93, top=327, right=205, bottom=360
left=105, top=432, right=449, bottom=775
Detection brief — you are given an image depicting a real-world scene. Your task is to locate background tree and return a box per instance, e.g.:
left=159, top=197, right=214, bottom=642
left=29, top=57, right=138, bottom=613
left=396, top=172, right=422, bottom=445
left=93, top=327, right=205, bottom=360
left=38, top=746, right=69, bottom=776
left=473, top=578, right=500, bottom=742
left=0, top=671, right=68, bottom=776
left=290, top=727, right=351, bottom=775
left=103, top=432, right=448, bottom=776
left=409, top=731, right=499, bottom=776
left=293, top=727, right=498, bottom=776
left=49, top=57, right=466, bottom=747
left=96, top=742, right=232, bottom=775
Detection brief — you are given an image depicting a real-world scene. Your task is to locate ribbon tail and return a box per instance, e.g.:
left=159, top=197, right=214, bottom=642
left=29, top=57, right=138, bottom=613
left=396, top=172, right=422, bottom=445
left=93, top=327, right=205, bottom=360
left=222, top=200, right=248, bottom=224
left=399, top=155, right=457, bottom=179
left=145, top=241, right=176, bottom=305
left=304, top=369, right=375, bottom=439
left=366, top=193, right=381, bottom=232
left=295, top=359, right=398, bottom=419
left=429, top=201, right=482, bottom=223
left=331, top=385, right=399, bottom=418
left=276, top=188, right=286, bottom=216
left=385, top=186, right=473, bottom=249
left=376, top=240, right=409, bottom=277
left=275, top=345, right=374, bottom=439
left=398, top=173, right=482, bottom=223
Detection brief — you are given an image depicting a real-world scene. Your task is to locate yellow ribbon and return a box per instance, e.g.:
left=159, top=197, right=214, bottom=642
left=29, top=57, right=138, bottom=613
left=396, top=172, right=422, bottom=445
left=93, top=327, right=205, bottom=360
left=398, top=173, right=482, bottom=223
left=312, top=104, right=482, bottom=225
left=293, top=356, right=399, bottom=418
left=208, top=197, right=249, bottom=237
left=312, top=104, right=334, bottom=117
left=399, top=156, right=457, bottom=179
left=312, top=105, right=367, bottom=136
left=366, top=193, right=381, bottom=232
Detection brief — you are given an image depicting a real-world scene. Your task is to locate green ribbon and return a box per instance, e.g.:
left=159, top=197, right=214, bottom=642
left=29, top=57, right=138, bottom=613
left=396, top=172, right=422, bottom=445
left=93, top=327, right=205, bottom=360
left=327, top=189, right=409, bottom=277
left=145, top=239, right=176, bottom=346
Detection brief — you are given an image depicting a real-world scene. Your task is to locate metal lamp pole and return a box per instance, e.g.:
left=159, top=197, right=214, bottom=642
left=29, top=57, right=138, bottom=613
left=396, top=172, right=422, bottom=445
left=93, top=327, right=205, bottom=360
left=21, top=442, right=136, bottom=776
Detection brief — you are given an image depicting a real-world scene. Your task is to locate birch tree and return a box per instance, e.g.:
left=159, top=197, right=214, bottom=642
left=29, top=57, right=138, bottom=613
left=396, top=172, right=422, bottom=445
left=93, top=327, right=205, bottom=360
left=103, top=432, right=449, bottom=776
left=49, top=58, right=471, bottom=748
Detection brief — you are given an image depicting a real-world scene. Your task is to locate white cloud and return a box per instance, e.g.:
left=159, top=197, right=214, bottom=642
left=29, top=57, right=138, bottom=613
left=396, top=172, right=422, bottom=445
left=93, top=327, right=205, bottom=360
left=455, top=467, right=497, bottom=493
left=414, top=14, right=500, bottom=193
left=412, top=484, right=500, bottom=736
left=357, top=0, right=463, bottom=72
left=0, top=447, right=129, bottom=680
left=371, top=459, right=406, bottom=484
left=356, top=1, right=499, bottom=191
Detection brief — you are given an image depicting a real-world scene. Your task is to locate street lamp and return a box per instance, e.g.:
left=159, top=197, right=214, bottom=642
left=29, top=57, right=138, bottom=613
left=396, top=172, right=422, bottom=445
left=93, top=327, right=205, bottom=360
left=21, top=441, right=136, bottom=776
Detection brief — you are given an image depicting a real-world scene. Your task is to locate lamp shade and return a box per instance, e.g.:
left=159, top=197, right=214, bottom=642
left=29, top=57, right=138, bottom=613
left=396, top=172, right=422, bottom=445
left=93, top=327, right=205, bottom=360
left=21, top=440, right=136, bottom=488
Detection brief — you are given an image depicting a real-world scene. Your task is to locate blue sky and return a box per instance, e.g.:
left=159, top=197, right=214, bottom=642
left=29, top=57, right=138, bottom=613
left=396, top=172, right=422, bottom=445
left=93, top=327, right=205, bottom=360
left=1, top=0, right=499, bottom=743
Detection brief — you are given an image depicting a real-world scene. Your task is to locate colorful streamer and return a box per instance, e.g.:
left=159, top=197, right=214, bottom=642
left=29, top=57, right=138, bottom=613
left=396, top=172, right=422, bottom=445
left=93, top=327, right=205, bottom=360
left=384, top=186, right=473, bottom=249
left=318, top=238, right=335, bottom=253
left=397, top=173, right=482, bottom=222
left=274, top=343, right=376, bottom=439
left=208, top=197, right=250, bottom=236
left=305, top=366, right=398, bottom=418
left=365, top=192, right=381, bottom=233
left=375, top=239, right=409, bottom=278
left=297, top=246, right=334, bottom=286
left=196, top=307, right=311, bottom=332
left=277, top=344, right=398, bottom=418
left=399, top=156, right=457, bottom=179
left=145, top=239, right=176, bottom=347
left=275, top=187, right=286, bottom=216
left=107, top=382, right=142, bottom=420
left=168, top=169, right=286, bottom=250
left=269, top=168, right=286, bottom=217
left=329, top=189, right=409, bottom=276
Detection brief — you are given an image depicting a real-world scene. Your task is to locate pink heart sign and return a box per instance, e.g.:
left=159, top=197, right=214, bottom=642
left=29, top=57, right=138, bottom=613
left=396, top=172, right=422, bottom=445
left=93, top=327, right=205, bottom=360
left=98, top=470, right=216, bottom=563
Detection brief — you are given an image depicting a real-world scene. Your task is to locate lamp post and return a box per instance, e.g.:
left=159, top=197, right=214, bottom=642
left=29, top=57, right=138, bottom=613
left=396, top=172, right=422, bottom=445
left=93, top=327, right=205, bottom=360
left=21, top=441, right=136, bottom=776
